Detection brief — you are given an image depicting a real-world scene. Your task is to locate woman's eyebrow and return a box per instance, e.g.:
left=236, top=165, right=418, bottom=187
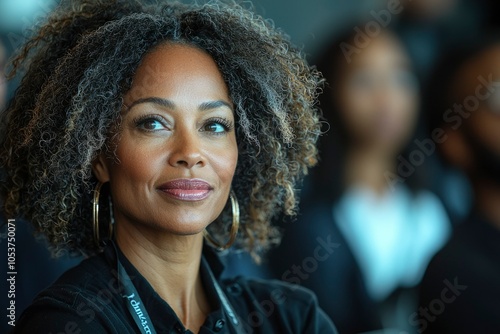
left=126, top=97, right=233, bottom=112
left=127, top=97, right=175, bottom=110
left=198, top=100, right=233, bottom=112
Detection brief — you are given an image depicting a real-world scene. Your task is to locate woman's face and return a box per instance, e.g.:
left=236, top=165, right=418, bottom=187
left=336, top=32, right=419, bottom=154
left=454, top=45, right=500, bottom=154
left=93, top=43, right=238, bottom=236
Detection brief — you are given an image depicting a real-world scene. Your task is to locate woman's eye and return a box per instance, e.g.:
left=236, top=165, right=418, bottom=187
left=136, top=118, right=166, bottom=131
left=203, top=121, right=229, bottom=134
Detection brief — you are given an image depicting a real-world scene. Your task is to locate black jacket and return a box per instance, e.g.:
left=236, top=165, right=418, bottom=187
left=417, top=212, right=500, bottom=333
left=13, top=243, right=336, bottom=333
left=267, top=200, right=382, bottom=333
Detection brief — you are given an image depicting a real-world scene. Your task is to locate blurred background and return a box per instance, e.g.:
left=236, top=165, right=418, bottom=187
left=2, top=0, right=500, bottom=333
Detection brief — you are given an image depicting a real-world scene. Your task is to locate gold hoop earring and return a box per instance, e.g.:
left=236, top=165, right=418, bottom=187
left=204, top=190, right=240, bottom=251
left=93, top=182, right=114, bottom=246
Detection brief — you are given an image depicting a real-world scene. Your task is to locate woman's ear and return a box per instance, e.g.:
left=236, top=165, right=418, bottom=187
left=92, top=152, right=111, bottom=183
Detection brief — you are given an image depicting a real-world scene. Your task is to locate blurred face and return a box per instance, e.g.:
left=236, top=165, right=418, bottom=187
left=93, top=43, right=238, bottom=236
left=454, top=45, right=500, bottom=172
left=336, top=32, right=419, bottom=154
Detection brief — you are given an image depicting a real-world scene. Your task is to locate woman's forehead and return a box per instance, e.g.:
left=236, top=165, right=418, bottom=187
left=124, top=43, right=230, bottom=106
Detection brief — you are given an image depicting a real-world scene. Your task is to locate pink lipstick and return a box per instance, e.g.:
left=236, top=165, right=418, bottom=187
left=157, top=179, right=213, bottom=201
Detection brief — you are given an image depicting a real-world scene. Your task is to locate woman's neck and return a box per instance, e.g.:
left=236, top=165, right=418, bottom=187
left=115, top=222, right=210, bottom=332
left=344, top=146, right=396, bottom=195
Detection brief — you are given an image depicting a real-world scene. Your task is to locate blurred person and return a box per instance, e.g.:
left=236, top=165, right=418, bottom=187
left=1, top=0, right=335, bottom=333
left=267, top=26, right=451, bottom=333
left=417, top=33, right=500, bottom=333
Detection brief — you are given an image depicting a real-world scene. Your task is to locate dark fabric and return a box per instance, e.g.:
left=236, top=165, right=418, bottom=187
left=266, top=199, right=383, bottom=334
left=12, top=243, right=336, bottom=334
left=417, top=212, right=500, bottom=333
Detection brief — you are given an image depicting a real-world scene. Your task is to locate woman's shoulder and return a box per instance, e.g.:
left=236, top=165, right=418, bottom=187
left=228, top=276, right=319, bottom=305
left=221, top=276, right=338, bottom=333
left=37, top=251, right=115, bottom=300
left=13, top=253, right=134, bottom=333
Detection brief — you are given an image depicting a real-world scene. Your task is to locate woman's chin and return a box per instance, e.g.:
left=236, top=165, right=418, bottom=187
left=147, top=220, right=209, bottom=238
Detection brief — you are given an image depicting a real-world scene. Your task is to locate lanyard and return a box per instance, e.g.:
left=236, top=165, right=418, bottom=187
left=104, top=241, right=245, bottom=334
left=105, top=242, right=157, bottom=334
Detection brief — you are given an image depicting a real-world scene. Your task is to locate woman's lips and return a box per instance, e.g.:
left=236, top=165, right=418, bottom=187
left=157, top=179, right=213, bottom=201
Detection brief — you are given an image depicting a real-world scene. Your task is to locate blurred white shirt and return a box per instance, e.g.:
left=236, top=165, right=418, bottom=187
left=334, top=184, right=451, bottom=301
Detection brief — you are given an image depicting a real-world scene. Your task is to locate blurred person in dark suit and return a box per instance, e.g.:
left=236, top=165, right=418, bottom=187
left=267, top=26, right=451, bottom=333
left=417, top=33, right=500, bottom=333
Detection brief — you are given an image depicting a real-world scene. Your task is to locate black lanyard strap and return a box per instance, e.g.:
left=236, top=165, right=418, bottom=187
left=119, top=262, right=157, bottom=334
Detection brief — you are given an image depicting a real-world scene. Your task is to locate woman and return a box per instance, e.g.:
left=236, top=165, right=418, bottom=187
left=0, top=1, right=334, bottom=333
left=418, top=32, right=500, bottom=334
left=267, top=27, right=451, bottom=333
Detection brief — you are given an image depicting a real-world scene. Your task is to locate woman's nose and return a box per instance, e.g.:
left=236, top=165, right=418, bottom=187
left=167, top=128, right=205, bottom=169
